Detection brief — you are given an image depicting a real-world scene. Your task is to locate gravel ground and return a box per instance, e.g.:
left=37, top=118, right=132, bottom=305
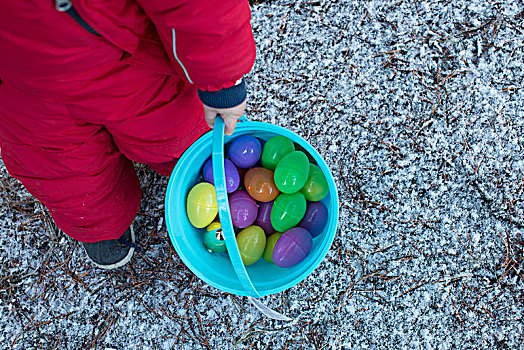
left=1, top=0, right=523, bottom=349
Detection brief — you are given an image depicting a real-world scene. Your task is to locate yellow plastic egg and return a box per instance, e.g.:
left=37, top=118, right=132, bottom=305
left=237, top=226, right=266, bottom=265
left=186, top=182, right=218, bottom=228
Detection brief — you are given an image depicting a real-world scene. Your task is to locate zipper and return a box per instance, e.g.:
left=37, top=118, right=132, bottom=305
left=54, top=0, right=100, bottom=36
left=55, top=0, right=72, bottom=12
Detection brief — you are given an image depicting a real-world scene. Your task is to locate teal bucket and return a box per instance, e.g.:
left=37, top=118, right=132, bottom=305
left=165, top=117, right=339, bottom=297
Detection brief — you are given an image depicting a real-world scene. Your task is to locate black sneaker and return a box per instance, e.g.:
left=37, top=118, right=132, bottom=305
left=82, top=226, right=139, bottom=270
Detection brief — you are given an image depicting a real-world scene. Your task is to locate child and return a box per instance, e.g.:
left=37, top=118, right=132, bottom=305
left=0, top=0, right=256, bottom=269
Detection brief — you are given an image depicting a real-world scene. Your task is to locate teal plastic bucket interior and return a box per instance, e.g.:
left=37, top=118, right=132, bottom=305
left=165, top=117, right=339, bottom=297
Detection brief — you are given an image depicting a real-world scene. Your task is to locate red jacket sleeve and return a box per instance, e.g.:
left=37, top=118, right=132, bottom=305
left=135, top=0, right=256, bottom=92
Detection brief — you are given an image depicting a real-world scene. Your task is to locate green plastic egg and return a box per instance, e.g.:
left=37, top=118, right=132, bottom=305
left=262, top=232, right=283, bottom=263
left=261, top=136, right=295, bottom=171
left=270, top=192, right=307, bottom=232
left=301, top=164, right=329, bottom=201
left=236, top=226, right=266, bottom=265
left=186, top=183, right=217, bottom=228
left=274, top=151, right=310, bottom=194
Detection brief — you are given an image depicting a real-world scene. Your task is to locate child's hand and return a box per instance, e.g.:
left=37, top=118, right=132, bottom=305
left=203, top=100, right=247, bottom=136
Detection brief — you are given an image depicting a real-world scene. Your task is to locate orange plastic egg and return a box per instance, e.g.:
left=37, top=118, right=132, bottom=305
left=244, top=167, right=280, bottom=202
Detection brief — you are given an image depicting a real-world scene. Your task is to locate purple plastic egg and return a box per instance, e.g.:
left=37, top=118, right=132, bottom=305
left=228, top=190, right=258, bottom=228
left=299, top=202, right=328, bottom=238
left=273, top=227, right=312, bottom=268
left=203, top=158, right=212, bottom=178
left=203, top=158, right=240, bottom=193
left=256, top=201, right=275, bottom=235
left=229, top=135, right=262, bottom=168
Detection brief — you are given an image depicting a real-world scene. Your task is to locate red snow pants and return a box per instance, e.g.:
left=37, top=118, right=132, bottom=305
left=0, top=60, right=208, bottom=243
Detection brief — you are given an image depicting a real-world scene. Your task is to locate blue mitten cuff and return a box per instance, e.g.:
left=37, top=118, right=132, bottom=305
left=197, top=78, right=246, bottom=109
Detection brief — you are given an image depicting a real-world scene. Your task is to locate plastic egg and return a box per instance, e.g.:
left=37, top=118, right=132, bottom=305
left=236, top=226, right=266, bottom=265
left=256, top=201, right=275, bottom=235
left=236, top=166, right=247, bottom=187
left=202, top=158, right=212, bottom=179
left=301, top=164, right=329, bottom=201
left=228, top=190, right=258, bottom=228
left=203, top=222, right=226, bottom=253
left=262, top=232, right=283, bottom=263
left=229, top=135, right=262, bottom=168
left=270, top=192, right=307, bottom=232
left=261, top=136, right=295, bottom=171
left=186, top=183, right=217, bottom=228
left=244, top=167, right=280, bottom=202
left=299, top=202, right=328, bottom=238
left=274, top=151, right=310, bottom=194
left=273, top=227, right=312, bottom=268
left=202, top=158, right=240, bottom=193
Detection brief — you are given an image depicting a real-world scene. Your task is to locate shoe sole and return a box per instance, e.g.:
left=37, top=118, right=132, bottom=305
left=88, top=225, right=136, bottom=270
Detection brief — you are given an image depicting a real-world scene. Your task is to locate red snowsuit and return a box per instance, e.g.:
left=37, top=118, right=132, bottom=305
left=0, top=1, right=256, bottom=242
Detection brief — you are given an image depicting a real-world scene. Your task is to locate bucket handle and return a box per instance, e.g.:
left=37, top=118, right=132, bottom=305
left=212, top=116, right=261, bottom=298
